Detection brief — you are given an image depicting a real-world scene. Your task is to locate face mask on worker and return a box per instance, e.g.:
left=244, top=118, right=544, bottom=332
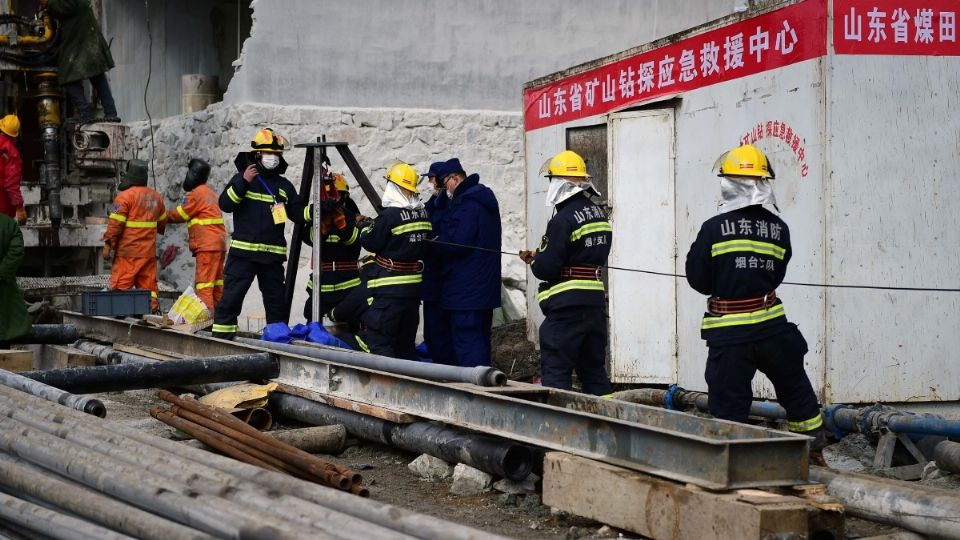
left=718, top=176, right=779, bottom=213
left=259, top=153, right=280, bottom=171
left=545, top=177, right=601, bottom=207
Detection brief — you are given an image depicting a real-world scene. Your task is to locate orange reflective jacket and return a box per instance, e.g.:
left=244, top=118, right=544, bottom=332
left=166, top=184, right=227, bottom=253
left=103, top=186, right=166, bottom=258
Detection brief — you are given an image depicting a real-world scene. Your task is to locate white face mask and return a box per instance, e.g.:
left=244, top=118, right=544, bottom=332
left=260, top=154, right=280, bottom=170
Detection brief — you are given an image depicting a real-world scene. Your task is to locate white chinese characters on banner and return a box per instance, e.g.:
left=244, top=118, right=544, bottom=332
left=842, top=5, right=957, bottom=45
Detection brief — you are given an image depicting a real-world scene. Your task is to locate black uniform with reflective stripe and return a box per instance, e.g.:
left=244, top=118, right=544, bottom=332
left=685, top=205, right=793, bottom=347
left=359, top=207, right=431, bottom=299
left=303, top=202, right=363, bottom=309
left=218, top=153, right=306, bottom=262
left=531, top=193, right=612, bottom=314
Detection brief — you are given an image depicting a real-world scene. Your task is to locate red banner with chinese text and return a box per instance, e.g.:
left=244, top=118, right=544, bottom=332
left=834, top=1, right=960, bottom=55
left=523, top=0, right=827, bottom=132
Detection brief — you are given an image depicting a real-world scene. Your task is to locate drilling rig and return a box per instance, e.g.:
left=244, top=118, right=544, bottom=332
left=1, top=0, right=128, bottom=277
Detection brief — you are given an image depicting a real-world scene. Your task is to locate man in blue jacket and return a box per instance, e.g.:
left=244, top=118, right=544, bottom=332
left=420, top=161, right=455, bottom=364
left=430, top=158, right=502, bottom=367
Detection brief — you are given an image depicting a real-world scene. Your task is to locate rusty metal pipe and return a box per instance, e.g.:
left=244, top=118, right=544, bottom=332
left=160, top=390, right=360, bottom=486
left=161, top=405, right=330, bottom=484
left=158, top=399, right=350, bottom=489
left=149, top=407, right=285, bottom=474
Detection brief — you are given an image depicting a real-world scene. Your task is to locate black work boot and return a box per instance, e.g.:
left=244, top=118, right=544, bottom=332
left=807, top=427, right=830, bottom=467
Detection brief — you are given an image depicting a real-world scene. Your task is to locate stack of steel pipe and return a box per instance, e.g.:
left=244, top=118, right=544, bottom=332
left=151, top=390, right=368, bottom=496
left=0, top=381, right=505, bottom=540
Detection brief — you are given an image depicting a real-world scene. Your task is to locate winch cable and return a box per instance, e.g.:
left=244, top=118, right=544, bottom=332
left=425, top=238, right=960, bottom=293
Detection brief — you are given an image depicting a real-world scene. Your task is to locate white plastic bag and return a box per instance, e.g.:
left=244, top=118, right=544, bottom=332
left=168, top=286, right=210, bottom=325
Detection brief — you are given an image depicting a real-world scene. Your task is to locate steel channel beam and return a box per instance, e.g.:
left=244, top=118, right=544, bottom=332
left=63, top=313, right=809, bottom=489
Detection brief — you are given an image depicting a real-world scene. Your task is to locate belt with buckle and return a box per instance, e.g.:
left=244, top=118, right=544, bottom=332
left=320, top=260, right=359, bottom=272
left=708, top=291, right=777, bottom=315
left=375, top=255, right=423, bottom=272
left=560, top=265, right=603, bottom=281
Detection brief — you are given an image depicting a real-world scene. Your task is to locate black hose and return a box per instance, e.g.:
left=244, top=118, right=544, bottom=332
left=274, top=394, right=535, bottom=480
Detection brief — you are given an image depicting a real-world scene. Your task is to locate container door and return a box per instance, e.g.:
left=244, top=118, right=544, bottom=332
left=607, top=110, right=677, bottom=383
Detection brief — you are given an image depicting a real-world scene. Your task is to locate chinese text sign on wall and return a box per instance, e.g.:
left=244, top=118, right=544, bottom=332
left=523, top=0, right=827, bottom=132
left=834, top=1, right=959, bottom=55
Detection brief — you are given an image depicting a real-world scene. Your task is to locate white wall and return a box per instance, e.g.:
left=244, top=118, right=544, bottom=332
left=225, top=0, right=743, bottom=111
left=825, top=52, right=960, bottom=403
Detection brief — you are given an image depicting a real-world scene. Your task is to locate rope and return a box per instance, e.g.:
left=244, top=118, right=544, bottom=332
left=425, top=238, right=960, bottom=293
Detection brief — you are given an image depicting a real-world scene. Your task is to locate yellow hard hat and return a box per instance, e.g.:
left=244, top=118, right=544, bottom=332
left=715, top=144, right=775, bottom=179
left=0, top=115, right=20, bottom=138
left=384, top=162, right=419, bottom=193
left=250, top=127, right=285, bottom=153
left=543, top=150, right=590, bottom=178
left=333, top=173, right=349, bottom=192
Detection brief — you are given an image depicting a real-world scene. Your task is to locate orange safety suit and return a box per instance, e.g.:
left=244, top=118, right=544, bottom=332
left=165, top=183, right=228, bottom=310
left=103, top=186, right=166, bottom=311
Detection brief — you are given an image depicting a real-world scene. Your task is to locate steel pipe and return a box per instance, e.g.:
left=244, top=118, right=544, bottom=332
left=827, top=405, right=960, bottom=438
left=0, top=414, right=306, bottom=539
left=275, top=393, right=534, bottom=480
left=810, top=466, right=960, bottom=539
left=20, top=353, right=278, bottom=393
left=0, top=395, right=411, bottom=540
left=181, top=425, right=347, bottom=455
left=612, top=386, right=788, bottom=420
left=236, top=337, right=507, bottom=387
left=0, top=453, right=211, bottom=540
left=73, top=341, right=243, bottom=395
left=9, top=325, right=79, bottom=345
left=0, top=490, right=134, bottom=540
left=0, top=368, right=104, bottom=417
left=934, top=440, right=960, bottom=475
left=0, top=384, right=472, bottom=540
left=159, top=391, right=359, bottom=485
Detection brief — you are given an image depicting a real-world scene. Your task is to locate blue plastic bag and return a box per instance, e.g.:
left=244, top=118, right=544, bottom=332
left=306, top=321, right=351, bottom=350
left=415, top=342, right=433, bottom=363
left=261, top=322, right=293, bottom=344
left=288, top=323, right=310, bottom=340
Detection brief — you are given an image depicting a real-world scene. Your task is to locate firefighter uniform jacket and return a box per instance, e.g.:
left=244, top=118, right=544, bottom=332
left=166, top=184, right=228, bottom=254
left=531, top=192, right=612, bottom=314
left=359, top=207, right=431, bottom=299
left=685, top=205, right=793, bottom=347
left=103, top=186, right=166, bottom=257
left=303, top=202, right=363, bottom=302
left=219, top=153, right=306, bottom=261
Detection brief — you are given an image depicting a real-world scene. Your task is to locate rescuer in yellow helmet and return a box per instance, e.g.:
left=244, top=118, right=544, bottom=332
left=213, top=127, right=307, bottom=340
left=354, top=161, right=431, bottom=358
left=519, top=149, right=613, bottom=394
left=685, top=143, right=828, bottom=464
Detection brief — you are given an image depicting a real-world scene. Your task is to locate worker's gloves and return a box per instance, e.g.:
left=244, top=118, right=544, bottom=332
left=14, top=207, right=26, bottom=225
left=102, top=243, right=112, bottom=260
left=242, top=164, right=258, bottom=183
left=518, top=250, right=535, bottom=265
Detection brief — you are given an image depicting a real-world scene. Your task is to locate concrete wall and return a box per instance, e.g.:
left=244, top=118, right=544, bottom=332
left=104, top=0, right=249, bottom=121
left=130, top=102, right=525, bottom=331
left=226, top=0, right=744, bottom=111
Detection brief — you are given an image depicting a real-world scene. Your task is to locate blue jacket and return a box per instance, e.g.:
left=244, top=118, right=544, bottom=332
left=432, top=174, right=502, bottom=310
left=421, top=192, right=449, bottom=303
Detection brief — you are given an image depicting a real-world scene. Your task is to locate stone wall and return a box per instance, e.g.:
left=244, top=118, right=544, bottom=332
left=129, top=102, right=526, bottom=330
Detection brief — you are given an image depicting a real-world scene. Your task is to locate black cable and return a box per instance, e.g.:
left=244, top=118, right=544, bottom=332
left=425, top=238, right=960, bottom=293
left=143, top=0, right=156, bottom=187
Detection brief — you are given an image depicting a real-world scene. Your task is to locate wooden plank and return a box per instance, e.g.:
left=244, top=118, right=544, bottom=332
left=277, top=383, right=419, bottom=423
left=48, top=345, right=96, bottom=369
left=542, top=452, right=837, bottom=540
left=0, top=350, right=33, bottom=372
left=112, top=343, right=183, bottom=360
